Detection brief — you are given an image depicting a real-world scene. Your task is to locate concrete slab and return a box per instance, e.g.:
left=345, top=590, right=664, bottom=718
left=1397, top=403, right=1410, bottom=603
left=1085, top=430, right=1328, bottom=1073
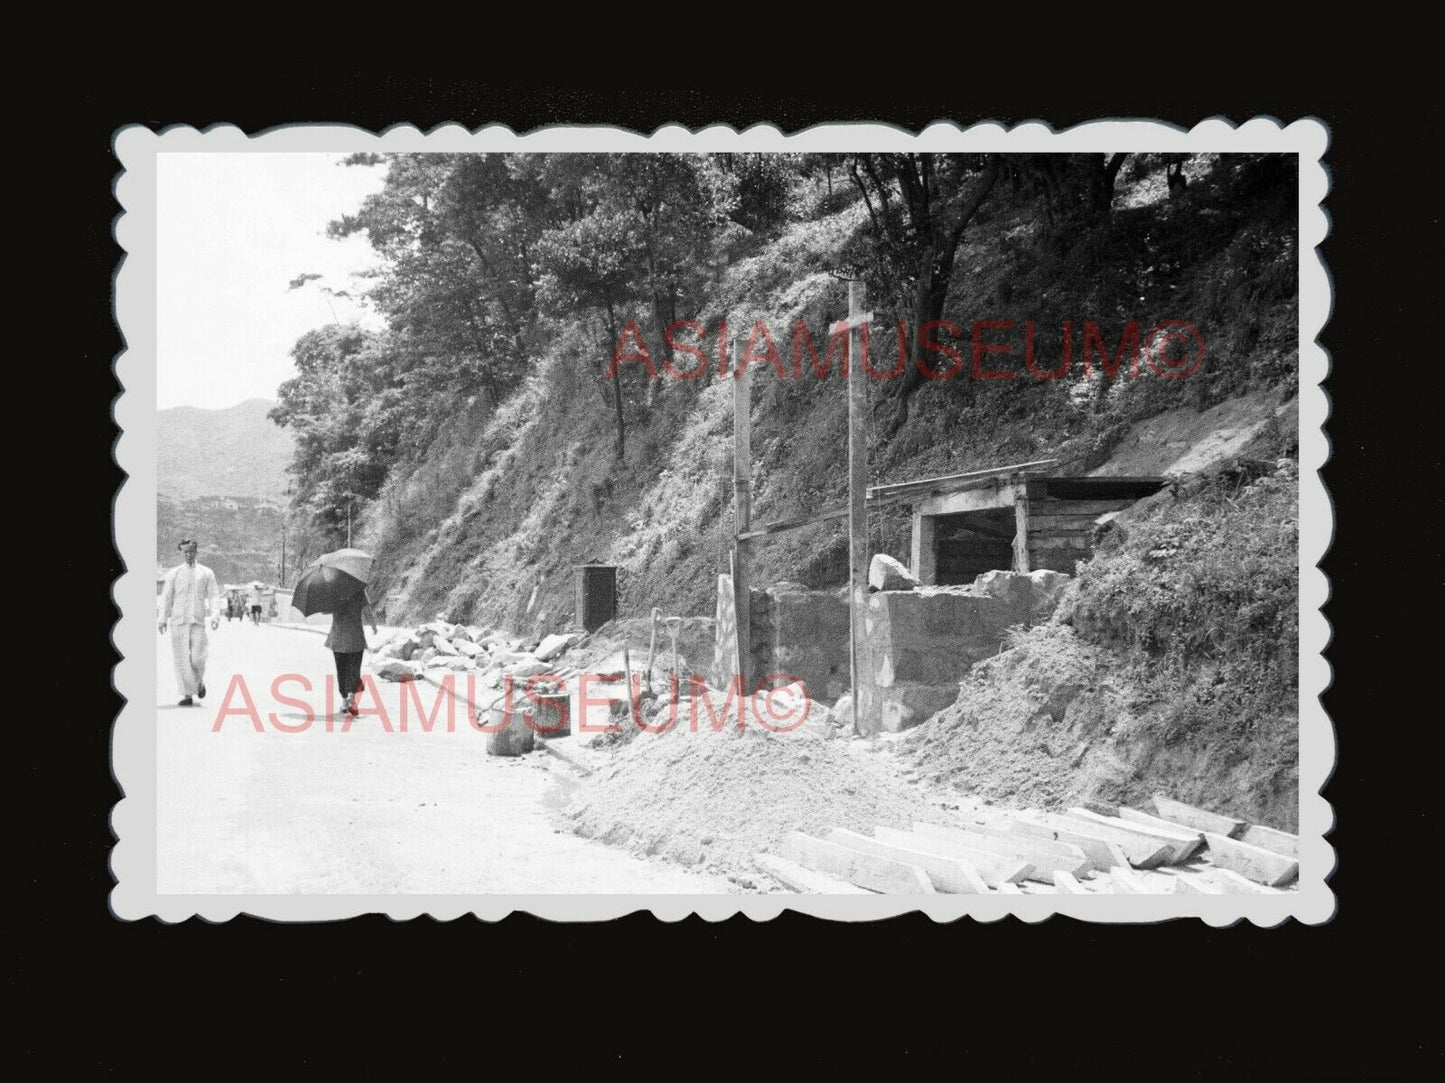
left=825, top=828, right=987, bottom=894
left=1203, top=832, right=1300, bottom=887
left=779, top=831, right=935, bottom=894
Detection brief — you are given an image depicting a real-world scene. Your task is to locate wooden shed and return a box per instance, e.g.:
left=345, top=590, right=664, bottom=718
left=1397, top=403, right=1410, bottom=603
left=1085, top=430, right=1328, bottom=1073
left=907, top=471, right=1166, bottom=584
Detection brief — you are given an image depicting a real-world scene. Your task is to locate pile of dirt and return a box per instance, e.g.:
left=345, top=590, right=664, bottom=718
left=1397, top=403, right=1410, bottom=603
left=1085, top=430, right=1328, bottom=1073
left=559, top=726, right=948, bottom=880
left=904, top=622, right=1298, bottom=830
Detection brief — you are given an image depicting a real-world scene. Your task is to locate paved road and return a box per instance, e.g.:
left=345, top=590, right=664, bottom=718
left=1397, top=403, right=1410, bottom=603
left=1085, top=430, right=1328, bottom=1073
left=156, top=620, right=732, bottom=894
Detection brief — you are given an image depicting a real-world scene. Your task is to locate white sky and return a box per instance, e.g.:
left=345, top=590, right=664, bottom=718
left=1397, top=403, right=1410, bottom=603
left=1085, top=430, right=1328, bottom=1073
left=156, top=153, right=387, bottom=410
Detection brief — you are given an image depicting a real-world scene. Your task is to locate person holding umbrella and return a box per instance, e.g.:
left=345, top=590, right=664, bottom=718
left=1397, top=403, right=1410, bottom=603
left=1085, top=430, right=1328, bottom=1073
left=292, top=548, right=378, bottom=716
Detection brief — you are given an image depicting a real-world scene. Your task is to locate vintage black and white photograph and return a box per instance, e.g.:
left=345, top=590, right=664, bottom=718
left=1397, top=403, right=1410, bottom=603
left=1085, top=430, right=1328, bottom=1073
left=111, top=122, right=1330, bottom=920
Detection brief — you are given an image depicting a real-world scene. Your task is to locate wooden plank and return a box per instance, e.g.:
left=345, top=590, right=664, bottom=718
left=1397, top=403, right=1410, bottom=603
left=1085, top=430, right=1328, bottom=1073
left=868, top=458, right=1058, bottom=500
left=1151, top=795, right=1246, bottom=838
left=917, top=482, right=1024, bottom=517
left=825, top=828, right=987, bottom=894
left=1065, top=808, right=1201, bottom=864
left=1026, top=499, right=1137, bottom=516
left=754, top=852, right=870, bottom=894
left=911, top=821, right=1090, bottom=881
left=1203, top=832, right=1299, bottom=887
left=1238, top=824, right=1299, bottom=859
left=1118, top=806, right=1207, bottom=857
left=737, top=505, right=847, bottom=541
left=847, top=281, right=867, bottom=738
left=949, top=819, right=1095, bottom=859
left=1008, top=817, right=1136, bottom=871
left=1206, top=867, right=1286, bottom=894
left=1016, top=813, right=1174, bottom=869
left=1053, top=870, right=1089, bottom=895
left=779, top=831, right=935, bottom=894
left=871, top=826, right=1031, bottom=887
left=995, top=882, right=1023, bottom=894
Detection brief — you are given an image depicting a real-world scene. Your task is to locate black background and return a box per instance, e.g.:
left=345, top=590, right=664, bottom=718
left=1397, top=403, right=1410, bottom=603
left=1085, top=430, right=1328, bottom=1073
left=42, top=74, right=1438, bottom=1075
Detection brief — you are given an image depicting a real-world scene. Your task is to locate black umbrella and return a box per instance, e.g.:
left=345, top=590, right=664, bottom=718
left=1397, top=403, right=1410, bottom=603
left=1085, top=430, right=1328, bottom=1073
left=291, top=561, right=367, bottom=616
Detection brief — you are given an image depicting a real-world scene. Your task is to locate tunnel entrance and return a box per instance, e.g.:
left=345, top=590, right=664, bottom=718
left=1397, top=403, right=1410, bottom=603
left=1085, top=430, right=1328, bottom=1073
left=934, top=508, right=1016, bottom=585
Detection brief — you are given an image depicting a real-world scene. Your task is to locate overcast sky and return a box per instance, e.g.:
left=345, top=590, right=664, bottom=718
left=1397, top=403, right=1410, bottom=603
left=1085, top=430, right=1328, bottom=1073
left=156, top=153, right=387, bottom=411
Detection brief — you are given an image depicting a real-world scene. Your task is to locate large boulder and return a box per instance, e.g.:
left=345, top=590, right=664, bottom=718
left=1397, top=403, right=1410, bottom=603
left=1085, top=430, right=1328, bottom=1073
left=374, top=659, right=419, bottom=682
left=394, top=635, right=422, bottom=661
left=535, top=632, right=582, bottom=663
left=507, top=655, right=548, bottom=679
left=868, top=554, right=919, bottom=592
left=431, top=637, right=460, bottom=657
left=453, top=639, right=485, bottom=658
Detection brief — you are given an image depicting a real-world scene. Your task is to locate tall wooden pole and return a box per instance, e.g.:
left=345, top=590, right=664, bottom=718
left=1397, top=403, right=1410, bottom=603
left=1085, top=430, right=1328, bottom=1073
left=731, top=329, right=752, bottom=690
left=847, top=282, right=868, bottom=734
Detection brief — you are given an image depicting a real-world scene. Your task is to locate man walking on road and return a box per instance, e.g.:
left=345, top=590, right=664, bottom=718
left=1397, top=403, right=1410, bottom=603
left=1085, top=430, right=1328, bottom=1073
left=159, top=538, right=219, bottom=707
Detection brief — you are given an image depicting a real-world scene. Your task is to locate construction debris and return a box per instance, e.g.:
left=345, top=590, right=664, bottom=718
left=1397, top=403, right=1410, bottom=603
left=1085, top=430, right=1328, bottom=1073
left=741, top=793, right=1302, bottom=896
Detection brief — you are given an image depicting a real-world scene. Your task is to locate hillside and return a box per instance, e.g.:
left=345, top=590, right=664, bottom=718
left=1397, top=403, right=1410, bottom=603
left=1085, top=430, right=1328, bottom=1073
left=155, top=399, right=293, bottom=583
left=357, top=155, right=1297, bottom=635
left=157, top=398, right=294, bottom=501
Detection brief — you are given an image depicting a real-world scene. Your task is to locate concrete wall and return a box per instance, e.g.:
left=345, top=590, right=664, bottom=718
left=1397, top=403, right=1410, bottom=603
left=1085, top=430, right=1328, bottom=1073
left=729, top=570, right=1068, bottom=732
left=857, top=570, right=1069, bottom=735
left=748, top=582, right=852, bottom=705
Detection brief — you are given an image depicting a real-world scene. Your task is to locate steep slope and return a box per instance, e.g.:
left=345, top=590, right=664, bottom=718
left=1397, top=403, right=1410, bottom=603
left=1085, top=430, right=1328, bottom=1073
left=358, top=156, right=1298, bottom=637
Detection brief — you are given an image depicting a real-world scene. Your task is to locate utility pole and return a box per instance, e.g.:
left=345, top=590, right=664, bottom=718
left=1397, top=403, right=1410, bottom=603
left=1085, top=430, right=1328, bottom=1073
left=844, top=282, right=872, bottom=737
left=346, top=497, right=353, bottom=548
left=731, top=328, right=752, bottom=690
left=280, top=522, right=287, bottom=587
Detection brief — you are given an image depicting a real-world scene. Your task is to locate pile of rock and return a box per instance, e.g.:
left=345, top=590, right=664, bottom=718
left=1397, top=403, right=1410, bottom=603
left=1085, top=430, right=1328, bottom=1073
left=366, top=617, right=584, bottom=687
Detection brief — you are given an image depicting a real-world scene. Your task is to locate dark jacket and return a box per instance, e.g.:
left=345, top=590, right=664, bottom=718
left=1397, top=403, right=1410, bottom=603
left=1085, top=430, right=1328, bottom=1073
left=325, top=592, right=369, bottom=653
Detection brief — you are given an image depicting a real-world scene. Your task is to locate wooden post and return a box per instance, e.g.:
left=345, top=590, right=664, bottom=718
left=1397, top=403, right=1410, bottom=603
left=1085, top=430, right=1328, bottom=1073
left=910, top=510, right=937, bottom=586
left=731, top=330, right=752, bottom=690
left=847, top=282, right=868, bottom=735
left=1012, top=474, right=1031, bottom=573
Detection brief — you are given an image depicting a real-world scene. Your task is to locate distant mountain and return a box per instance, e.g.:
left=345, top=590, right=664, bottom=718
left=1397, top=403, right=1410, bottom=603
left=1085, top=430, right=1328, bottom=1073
left=157, top=399, right=294, bottom=501
left=156, top=399, right=295, bottom=584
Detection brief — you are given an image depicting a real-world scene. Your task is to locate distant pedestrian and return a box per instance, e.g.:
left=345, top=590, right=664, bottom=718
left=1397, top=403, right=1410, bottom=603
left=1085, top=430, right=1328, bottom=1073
left=248, top=582, right=265, bottom=624
left=158, top=539, right=219, bottom=707
left=327, top=589, right=379, bottom=716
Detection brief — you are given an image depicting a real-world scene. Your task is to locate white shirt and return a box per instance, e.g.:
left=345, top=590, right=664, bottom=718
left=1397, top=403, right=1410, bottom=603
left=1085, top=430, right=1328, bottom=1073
left=161, top=562, right=219, bottom=625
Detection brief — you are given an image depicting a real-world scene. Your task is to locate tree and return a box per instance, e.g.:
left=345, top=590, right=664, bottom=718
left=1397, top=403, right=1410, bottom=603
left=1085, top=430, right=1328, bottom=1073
left=848, top=153, right=1000, bottom=432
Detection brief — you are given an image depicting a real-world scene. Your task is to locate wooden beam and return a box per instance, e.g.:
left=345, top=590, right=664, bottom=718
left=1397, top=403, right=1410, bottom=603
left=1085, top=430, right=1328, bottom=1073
left=779, top=830, right=934, bottom=894
left=917, top=481, right=1025, bottom=517
left=1065, top=808, right=1199, bottom=865
left=754, top=852, right=870, bottom=894
left=826, top=828, right=988, bottom=894
left=847, top=281, right=868, bottom=737
left=872, top=826, right=1031, bottom=887
left=1238, top=824, right=1299, bottom=859
left=1012, top=481, right=1031, bottom=572
left=1013, top=814, right=1172, bottom=869
left=1151, top=795, right=1246, bottom=838
left=910, top=821, right=1089, bottom=881
left=1117, top=807, right=1207, bottom=861
left=910, top=510, right=937, bottom=585
left=732, top=330, right=752, bottom=690
left=1203, top=832, right=1300, bottom=887
left=867, top=458, right=1058, bottom=499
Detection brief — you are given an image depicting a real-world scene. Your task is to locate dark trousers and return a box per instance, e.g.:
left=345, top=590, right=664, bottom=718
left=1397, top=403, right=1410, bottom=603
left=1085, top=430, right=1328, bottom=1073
left=333, top=651, right=364, bottom=697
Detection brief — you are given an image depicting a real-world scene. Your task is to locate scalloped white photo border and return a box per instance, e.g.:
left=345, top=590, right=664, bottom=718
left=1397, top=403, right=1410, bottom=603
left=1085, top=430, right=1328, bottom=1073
left=110, top=118, right=1332, bottom=924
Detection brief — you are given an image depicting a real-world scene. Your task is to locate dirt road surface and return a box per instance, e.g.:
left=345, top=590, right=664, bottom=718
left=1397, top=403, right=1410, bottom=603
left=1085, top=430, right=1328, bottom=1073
left=155, top=621, right=733, bottom=894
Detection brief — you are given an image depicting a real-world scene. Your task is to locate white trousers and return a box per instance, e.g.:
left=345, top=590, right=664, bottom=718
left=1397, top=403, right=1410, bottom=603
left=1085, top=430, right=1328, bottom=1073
left=171, top=623, right=209, bottom=697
